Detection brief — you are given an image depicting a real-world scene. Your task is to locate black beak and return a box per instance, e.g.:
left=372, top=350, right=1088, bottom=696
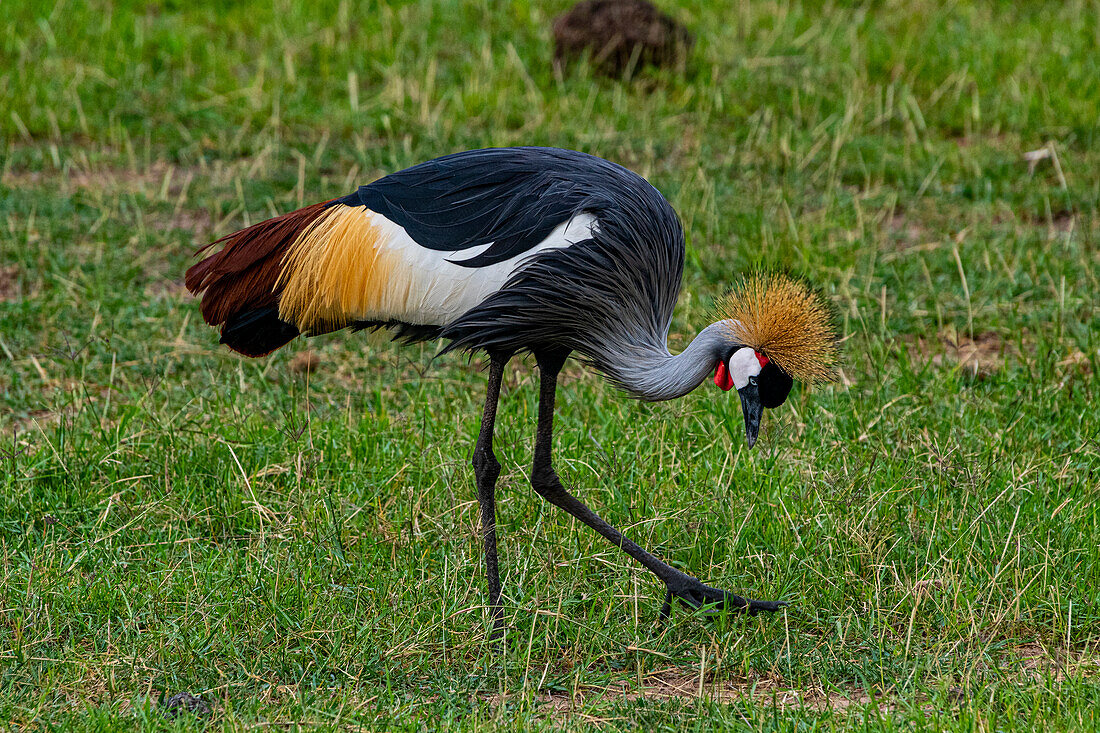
left=738, top=383, right=763, bottom=448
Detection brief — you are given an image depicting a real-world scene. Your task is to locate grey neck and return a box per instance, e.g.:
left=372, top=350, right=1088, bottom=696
left=611, top=321, right=732, bottom=402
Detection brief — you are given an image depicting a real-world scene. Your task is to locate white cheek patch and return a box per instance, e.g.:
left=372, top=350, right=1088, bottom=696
left=728, top=348, right=763, bottom=390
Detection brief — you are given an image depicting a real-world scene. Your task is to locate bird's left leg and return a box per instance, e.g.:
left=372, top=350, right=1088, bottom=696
left=474, top=354, right=508, bottom=639
left=530, top=348, right=785, bottom=618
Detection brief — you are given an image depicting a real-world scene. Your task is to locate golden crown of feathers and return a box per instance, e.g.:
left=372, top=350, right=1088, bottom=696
left=716, top=273, right=840, bottom=384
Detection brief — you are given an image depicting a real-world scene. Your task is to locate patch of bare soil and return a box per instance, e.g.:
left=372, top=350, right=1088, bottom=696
left=1009, top=206, right=1096, bottom=236
left=1012, top=643, right=1100, bottom=682
left=168, top=206, right=215, bottom=237
left=935, top=329, right=1016, bottom=378
left=289, top=350, right=321, bottom=374
left=489, top=671, right=893, bottom=717
left=486, top=642, right=1100, bottom=721
left=3, top=160, right=174, bottom=196
left=143, top=278, right=190, bottom=301
left=906, top=327, right=1018, bottom=379
left=0, top=265, right=21, bottom=303
left=1057, top=349, right=1094, bottom=376
left=4, top=160, right=214, bottom=237
left=884, top=213, right=932, bottom=250
left=552, top=0, right=693, bottom=77
left=0, top=409, right=56, bottom=438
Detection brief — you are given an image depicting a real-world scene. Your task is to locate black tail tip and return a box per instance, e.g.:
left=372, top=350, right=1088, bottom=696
left=219, top=307, right=300, bottom=357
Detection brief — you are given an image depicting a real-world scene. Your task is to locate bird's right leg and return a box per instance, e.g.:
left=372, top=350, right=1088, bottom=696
left=530, top=349, right=785, bottom=620
left=474, top=354, right=508, bottom=639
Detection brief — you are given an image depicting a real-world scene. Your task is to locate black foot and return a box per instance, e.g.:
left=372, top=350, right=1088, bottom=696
left=659, top=580, right=787, bottom=620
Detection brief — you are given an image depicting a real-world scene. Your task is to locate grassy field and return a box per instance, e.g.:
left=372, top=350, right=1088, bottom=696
left=2, top=0, right=1099, bottom=729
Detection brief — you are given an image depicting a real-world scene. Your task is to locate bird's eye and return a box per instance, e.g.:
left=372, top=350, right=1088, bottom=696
left=749, top=376, right=758, bottom=387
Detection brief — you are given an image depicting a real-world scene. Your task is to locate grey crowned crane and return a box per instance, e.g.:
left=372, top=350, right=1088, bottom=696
left=185, top=147, right=838, bottom=634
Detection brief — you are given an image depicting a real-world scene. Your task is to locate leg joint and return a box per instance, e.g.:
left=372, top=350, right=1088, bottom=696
left=473, top=446, right=501, bottom=481
left=529, top=463, right=561, bottom=498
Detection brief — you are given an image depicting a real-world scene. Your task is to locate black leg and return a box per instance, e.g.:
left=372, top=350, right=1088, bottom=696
left=473, top=354, right=508, bottom=639
left=530, top=349, right=786, bottom=619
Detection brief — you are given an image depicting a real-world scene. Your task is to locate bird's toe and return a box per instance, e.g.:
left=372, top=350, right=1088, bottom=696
left=665, top=581, right=787, bottom=618
left=745, top=598, right=788, bottom=614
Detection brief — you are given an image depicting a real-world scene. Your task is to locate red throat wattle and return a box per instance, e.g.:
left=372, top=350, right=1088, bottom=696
left=714, top=361, right=734, bottom=391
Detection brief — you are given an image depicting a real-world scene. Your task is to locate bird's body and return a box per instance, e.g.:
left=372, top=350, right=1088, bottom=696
left=188, top=147, right=688, bottom=397
left=187, top=147, right=837, bottom=634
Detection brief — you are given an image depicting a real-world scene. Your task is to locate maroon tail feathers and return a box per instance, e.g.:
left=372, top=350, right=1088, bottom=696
left=185, top=201, right=332, bottom=357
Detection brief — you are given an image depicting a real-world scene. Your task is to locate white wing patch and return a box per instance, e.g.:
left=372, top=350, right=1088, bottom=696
left=362, top=210, right=598, bottom=326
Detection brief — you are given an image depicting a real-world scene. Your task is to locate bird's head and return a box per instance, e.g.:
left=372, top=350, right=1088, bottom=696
left=713, top=346, right=793, bottom=447
left=711, top=273, right=839, bottom=448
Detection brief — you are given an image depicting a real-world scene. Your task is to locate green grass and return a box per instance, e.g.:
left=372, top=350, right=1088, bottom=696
left=2, top=0, right=1099, bottom=729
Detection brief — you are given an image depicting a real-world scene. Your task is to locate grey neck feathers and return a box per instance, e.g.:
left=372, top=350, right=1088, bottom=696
left=605, top=321, right=731, bottom=402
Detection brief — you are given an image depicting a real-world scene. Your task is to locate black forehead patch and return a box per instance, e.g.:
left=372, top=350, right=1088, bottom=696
left=759, top=361, right=794, bottom=409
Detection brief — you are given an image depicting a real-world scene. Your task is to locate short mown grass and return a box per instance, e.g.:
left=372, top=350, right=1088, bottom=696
left=2, top=0, right=1099, bottom=729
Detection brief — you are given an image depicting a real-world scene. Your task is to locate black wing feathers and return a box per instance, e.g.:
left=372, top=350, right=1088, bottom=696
left=434, top=149, right=686, bottom=365
left=345, top=148, right=606, bottom=268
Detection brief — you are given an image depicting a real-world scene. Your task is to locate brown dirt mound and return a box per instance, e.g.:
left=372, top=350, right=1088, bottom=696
left=552, top=0, right=693, bottom=76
